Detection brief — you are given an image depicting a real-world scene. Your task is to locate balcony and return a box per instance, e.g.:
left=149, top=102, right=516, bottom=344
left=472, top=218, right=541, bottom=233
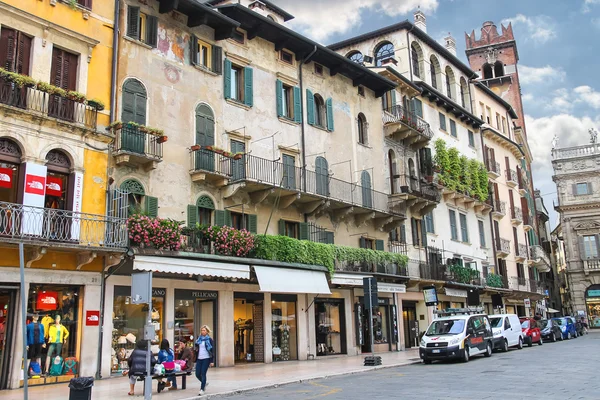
left=0, top=201, right=127, bottom=250
left=523, top=213, right=534, bottom=232
left=530, top=245, right=551, bottom=272
left=0, top=76, right=99, bottom=131
left=516, top=244, right=528, bottom=262
left=551, top=143, right=600, bottom=161
left=388, top=241, right=408, bottom=255
left=382, top=104, right=433, bottom=149
left=511, top=206, right=523, bottom=225
left=334, top=259, right=408, bottom=276
left=509, top=276, right=528, bottom=291
left=484, top=273, right=509, bottom=289
left=189, top=148, right=232, bottom=187
left=506, top=169, right=518, bottom=187
left=491, top=199, right=506, bottom=218
left=495, top=238, right=511, bottom=257
left=390, top=175, right=440, bottom=217
left=583, top=259, right=600, bottom=273
left=486, top=160, right=501, bottom=179
left=518, top=172, right=528, bottom=196
left=112, top=123, right=164, bottom=170
left=419, top=262, right=446, bottom=281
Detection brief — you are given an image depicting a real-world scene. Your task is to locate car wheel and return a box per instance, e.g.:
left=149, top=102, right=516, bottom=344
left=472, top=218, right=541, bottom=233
left=551, top=333, right=556, bottom=342
left=485, top=342, right=493, bottom=357
left=528, top=337, right=533, bottom=347
left=423, top=359, right=432, bottom=365
left=517, top=337, right=523, bottom=349
left=502, top=339, right=509, bottom=352
left=538, top=337, right=543, bottom=346
left=574, top=331, right=578, bottom=338
left=567, top=332, right=571, bottom=340
left=462, top=347, right=469, bottom=363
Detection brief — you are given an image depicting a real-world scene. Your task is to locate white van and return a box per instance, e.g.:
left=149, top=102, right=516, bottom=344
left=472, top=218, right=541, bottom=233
left=420, top=309, right=493, bottom=364
left=489, top=314, right=524, bottom=351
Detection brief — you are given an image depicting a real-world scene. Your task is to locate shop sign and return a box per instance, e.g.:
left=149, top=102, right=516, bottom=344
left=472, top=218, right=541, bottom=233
left=25, top=174, right=46, bottom=195
left=524, top=298, right=531, bottom=308
left=70, top=172, right=84, bottom=240
left=152, top=288, right=166, bottom=297
left=587, top=290, right=600, bottom=298
left=444, top=288, right=468, bottom=298
left=46, top=176, right=63, bottom=197
left=36, top=291, right=58, bottom=310
left=86, top=310, right=100, bottom=326
left=377, top=283, right=406, bottom=293
left=423, top=286, right=438, bottom=306
left=0, top=167, right=13, bottom=188
left=175, top=289, right=218, bottom=300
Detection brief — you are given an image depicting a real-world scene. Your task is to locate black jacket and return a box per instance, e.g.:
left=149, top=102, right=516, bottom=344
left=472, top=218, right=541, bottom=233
left=127, top=348, right=157, bottom=377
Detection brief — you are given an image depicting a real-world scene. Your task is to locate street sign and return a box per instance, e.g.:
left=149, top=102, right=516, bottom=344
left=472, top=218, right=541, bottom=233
left=363, top=277, right=378, bottom=309
left=524, top=298, right=531, bottom=308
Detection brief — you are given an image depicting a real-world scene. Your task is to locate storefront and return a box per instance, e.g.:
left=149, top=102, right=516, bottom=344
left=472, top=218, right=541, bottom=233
left=0, top=286, right=17, bottom=390
left=271, top=294, right=297, bottom=362
left=174, top=289, right=218, bottom=347
left=234, top=292, right=264, bottom=363
left=315, top=298, right=346, bottom=356
left=357, top=297, right=398, bottom=353
left=585, top=285, right=600, bottom=328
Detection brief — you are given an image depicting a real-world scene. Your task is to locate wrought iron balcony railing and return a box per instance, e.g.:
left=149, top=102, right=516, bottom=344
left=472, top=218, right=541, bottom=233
left=496, top=238, right=511, bottom=254
left=517, top=243, right=529, bottom=259
left=0, top=201, right=127, bottom=248
left=506, top=169, right=518, bottom=185
left=189, top=148, right=233, bottom=177
left=511, top=206, right=523, bottom=222
left=112, top=124, right=163, bottom=160
left=486, top=160, right=501, bottom=176
left=394, top=175, right=440, bottom=202
left=382, top=104, right=433, bottom=140
left=491, top=199, right=506, bottom=216
left=334, top=259, right=408, bottom=276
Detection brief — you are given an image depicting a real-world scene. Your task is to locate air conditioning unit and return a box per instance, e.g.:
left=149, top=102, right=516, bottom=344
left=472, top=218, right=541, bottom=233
left=363, top=55, right=373, bottom=64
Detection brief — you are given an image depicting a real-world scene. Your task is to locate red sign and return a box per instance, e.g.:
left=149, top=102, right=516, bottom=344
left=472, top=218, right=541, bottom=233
left=0, top=167, right=12, bottom=189
left=25, top=174, right=46, bottom=196
left=36, top=291, right=58, bottom=311
left=46, top=176, right=63, bottom=197
left=86, top=310, right=100, bottom=326
left=470, top=337, right=483, bottom=345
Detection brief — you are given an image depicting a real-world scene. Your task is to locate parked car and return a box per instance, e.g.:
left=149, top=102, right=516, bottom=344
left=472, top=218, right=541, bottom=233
left=553, top=317, right=577, bottom=340
left=520, top=318, right=543, bottom=346
left=489, top=314, right=524, bottom=351
left=539, top=319, right=563, bottom=342
left=420, top=310, right=493, bottom=364
left=576, top=318, right=588, bottom=336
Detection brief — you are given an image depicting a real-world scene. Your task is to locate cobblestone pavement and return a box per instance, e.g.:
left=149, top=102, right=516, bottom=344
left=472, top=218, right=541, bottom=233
left=216, top=332, right=600, bottom=400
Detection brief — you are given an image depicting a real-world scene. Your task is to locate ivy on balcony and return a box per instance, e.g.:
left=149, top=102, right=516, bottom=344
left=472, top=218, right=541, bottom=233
left=485, top=273, right=504, bottom=288
left=448, top=263, right=480, bottom=284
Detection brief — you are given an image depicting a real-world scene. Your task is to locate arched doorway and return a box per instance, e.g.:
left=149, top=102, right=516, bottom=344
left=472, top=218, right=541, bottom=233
left=585, top=285, right=600, bottom=328
left=0, top=138, right=22, bottom=204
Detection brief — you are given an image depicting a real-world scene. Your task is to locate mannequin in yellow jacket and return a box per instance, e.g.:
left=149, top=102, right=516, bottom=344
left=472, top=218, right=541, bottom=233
left=45, top=315, right=69, bottom=374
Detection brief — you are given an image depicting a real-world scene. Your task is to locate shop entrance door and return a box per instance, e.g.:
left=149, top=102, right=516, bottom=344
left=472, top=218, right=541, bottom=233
left=234, top=293, right=264, bottom=363
left=194, top=298, right=217, bottom=365
left=402, top=303, right=417, bottom=349
left=0, top=288, right=17, bottom=390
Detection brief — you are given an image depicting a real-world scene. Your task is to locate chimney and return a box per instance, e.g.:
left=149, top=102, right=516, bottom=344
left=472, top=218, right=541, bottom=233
left=414, top=9, right=426, bottom=32
left=444, top=33, right=456, bottom=56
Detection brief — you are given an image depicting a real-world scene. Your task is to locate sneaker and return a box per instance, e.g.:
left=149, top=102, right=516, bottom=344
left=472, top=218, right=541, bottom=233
left=199, top=389, right=205, bottom=395
left=168, top=387, right=177, bottom=391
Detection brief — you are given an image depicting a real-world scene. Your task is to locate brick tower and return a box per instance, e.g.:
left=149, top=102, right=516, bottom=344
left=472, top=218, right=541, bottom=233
left=465, top=21, right=527, bottom=137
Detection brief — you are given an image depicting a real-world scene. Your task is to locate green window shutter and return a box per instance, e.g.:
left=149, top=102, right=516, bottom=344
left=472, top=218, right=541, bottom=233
left=299, top=222, right=309, bottom=241
left=126, top=6, right=140, bottom=39
left=187, top=204, right=198, bottom=227
left=121, top=88, right=136, bottom=124
left=359, top=237, right=367, bottom=249
left=390, top=90, right=396, bottom=107
left=411, top=218, right=418, bottom=245
left=326, top=98, right=334, bottom=131
left=400, top=224, right=406, bottom=243
left=306, top=89, right=315, bottom=125
left=244, top=66, right=253, bottom=107
left=375, top=239, right=384, bottom=251
left=224, top=210, right=232, bottom=227
left=325, top=231, right=335, bottom=244
left=278, top=219, right=285, bottom=236
left=215, top=210, right=225, bottom=226
left=276, top=79, right=284, bottom=117
left=439, top=112, right=446, bottom=131
left=223, top=59, right=232, bottom=100
left=415, top=99, right=423, bottom=117
left=293, top=86, right=302, bottom=123
left=146, top=16, right=158, bottom=48
left=421, top=220, right=428, bottom=248
left=190, top=34, right=198, bottom=66
left=248, top=214, right=258, bottom=234
left=212, top=45, right=223, bottom=74
left=145, top=196, right=158, bottom=218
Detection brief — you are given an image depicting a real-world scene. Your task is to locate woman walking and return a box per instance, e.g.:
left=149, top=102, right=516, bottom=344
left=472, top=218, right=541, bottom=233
left=195, top=325, right=214, bottom=396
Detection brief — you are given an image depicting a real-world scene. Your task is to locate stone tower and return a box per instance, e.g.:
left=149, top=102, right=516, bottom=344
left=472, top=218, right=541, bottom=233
left=465, top=21, right=527, bottom=137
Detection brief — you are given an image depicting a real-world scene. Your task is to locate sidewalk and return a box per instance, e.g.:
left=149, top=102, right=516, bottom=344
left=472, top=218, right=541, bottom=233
left=3, top=350, right=420, bottom=400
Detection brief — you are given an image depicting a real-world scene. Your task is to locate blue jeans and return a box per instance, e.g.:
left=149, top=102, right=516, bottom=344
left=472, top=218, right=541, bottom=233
left=167, top=374, right=177, bottom=389
left=195, top=358, right=210, bottom=390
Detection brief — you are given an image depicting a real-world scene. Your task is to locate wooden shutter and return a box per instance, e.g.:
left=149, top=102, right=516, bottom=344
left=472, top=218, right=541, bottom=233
left=276, top=79, right=283, bottom=117
left=248, top=214, right=257, bottom=234
left=411, top=218, right=418, bottom=245
left=490, top=148, right=496, bottom=164
left=509, top=190, right=515, bottom=218
left=122, top=80, right=147, bottom=125
left=145, top=196, right=158, bottom=218
left=494, top=220, right=500, bottom=246
left=326, top=98, right=334, bottom=131
left=51, top=48, right=78, bottom=91
left=306, top=89, right=315, bottom=125
left=278, top=219, right=285, bottom=236
left=325, top=231, right=335, bottom=244
left=359, top=237, right=367, bottom=249
left=187, top=204, right=198, bottom=227
left=215, top=210, right=226, bottom=226
left=190, top=35, right=199, bottom=66
left=505, top=156, right=510, bottom=174
left=0, top=27, right=15, bottom=71
left=293, top=86, right=302, bottom=123
left=223, top=59, right=232, bottom=99
left=16, top=32, right=31, bottom=75
left=78, top=0, right=93, bottom=9
left=299, top=222, right=309, bottom=240
left=243, top=66, right=253, bottom=106
left=145, top=16, right=158, bottom=48
left=126, top=6, right=140, bottom=39
left=421, top=220, right=428, bottom=247
left=390, top=90, right=396, bottom=107
left=415, top=99, right=423, bottom=117
left=494, top=183, right=500, bottom=205
left=400, top=224, right=406, bottom=243
left=513, top=227, right=519, bottom=248
left=375, top=239, right=384, bottom=251
left=212, top=45, right=222, bottom=74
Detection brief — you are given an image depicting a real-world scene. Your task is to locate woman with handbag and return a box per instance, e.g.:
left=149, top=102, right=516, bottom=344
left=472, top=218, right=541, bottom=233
left=195, top=325, right=214, bottom=396
left=157, top=339, right=176, bottom=391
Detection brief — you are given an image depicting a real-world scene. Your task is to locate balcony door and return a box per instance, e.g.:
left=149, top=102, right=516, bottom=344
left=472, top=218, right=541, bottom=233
left=121, top=79, right=147, bottom=154
left=282, top=154, right=295, bottom=190
left=231, top=140, right=245, bottom=181
left=49, top=48, right=78, bottom=121
left=0, top=27, right=32, bottom=109
left=195, top=104, right=215, bottom=172
left=361, top=171, right=372, bottom=208
left=315, top=156, right=329, bottom=196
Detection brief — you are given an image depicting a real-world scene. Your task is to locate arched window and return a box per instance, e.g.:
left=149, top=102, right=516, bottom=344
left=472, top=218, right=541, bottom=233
left=357, top=113, right=368, bottom=145
left=120, top=178, right=145, bottom=216
left=315, top=156, right=329, bottom=196
left=44, top=149, right=72, bottom=214
left=482, top=63, right=493, bottom=79
left=0, top=138, right=22, bottom=204
left=494, top=61, right=504, bottom=78
left=411, top=43, right=422, bottom=77
left=193, top=195, right=215, bottom=227
left=347, top=51, right=364, bottom=64
left=195, top=104, right=216, bottom=172
left=121, top=78, right=147, bottom=125
left=429, top=55, right=440, bottom=89
left=460, top=77, right=469, bottom=109
left=314, top=94, right=325, bottom=127
left=361, top=170, right=372, bottom=208
left=375, top=42, right=394, bottom=66
left=388, top=149, right=398, bottom=194
left=445, top=66, right=455, bottom=99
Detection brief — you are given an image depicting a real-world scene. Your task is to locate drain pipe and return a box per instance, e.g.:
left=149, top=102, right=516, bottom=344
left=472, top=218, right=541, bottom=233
left=109, top=0, right=120, bottom=124
left=299, top=45, right=318, bottom=210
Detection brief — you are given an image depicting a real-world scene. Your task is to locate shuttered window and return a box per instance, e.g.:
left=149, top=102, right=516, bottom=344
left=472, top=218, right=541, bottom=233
left=449, top=210, right=458, bottom=241
left=478, top=220, right=486, bottom=247
left=0, top=27, right=32, bottom=75
left=51, top=48, right=78, bottom=91
left=190, top=35, right=222, bottom=74
left=449, top=119, right=457, bottom=137
left=412, top=98, right=423, bottom=118
left=276, top=80, right=299, bottom=121
left=121, top=78, right=147, bottom=125
left=126, top=6, right=157, bottom=48
left=439, top=112, right=446, bottom=131
left=424, top=212, right=434, bottom=233
left=468, top=130, right=475, bottom=147
left=459, top=213, right=469, bottom=243
left=224, top=60, right=253, bottom=106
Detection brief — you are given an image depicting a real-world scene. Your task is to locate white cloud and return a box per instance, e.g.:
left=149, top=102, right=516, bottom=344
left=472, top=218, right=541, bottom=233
left=574, top=85, right=600, bottom=109
left=548, top=88, right=573, bottom=111
left=275, top=0, right=438, bottom=42
left=518, top=65, right=565, bottom=85
left=501, top=14, right=556, bottom=44
left=583, top=0, right=600, bottom=13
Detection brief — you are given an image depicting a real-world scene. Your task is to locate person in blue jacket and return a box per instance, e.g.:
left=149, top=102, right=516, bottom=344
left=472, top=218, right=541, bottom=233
left=195, top=325, right=215, bottom=396
left=157, top=339, right=176, bottom=391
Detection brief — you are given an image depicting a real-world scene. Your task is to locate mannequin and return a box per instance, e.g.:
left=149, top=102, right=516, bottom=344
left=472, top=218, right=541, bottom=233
left=26, top=314, right=46, bottom=371
left=45, top=315, right=69, bottom=374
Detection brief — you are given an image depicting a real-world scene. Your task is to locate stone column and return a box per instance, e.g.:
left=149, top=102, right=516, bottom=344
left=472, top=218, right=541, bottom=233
left=396, top=294, right=405, bottom=351
left=218, top=290, right=234, bottom=367
left=262, top=293, right=272, bottom=363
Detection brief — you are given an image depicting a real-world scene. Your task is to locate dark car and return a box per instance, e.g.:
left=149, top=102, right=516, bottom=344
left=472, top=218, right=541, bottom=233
left=552, top=317, right=577, bottom=340
left=520, top=318, right=543, bottom=346
left=539, top=319, right=562, bottom=342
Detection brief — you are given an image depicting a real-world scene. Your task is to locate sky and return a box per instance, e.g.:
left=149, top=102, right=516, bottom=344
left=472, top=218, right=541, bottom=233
left=273, top=0, right=600, bottom=230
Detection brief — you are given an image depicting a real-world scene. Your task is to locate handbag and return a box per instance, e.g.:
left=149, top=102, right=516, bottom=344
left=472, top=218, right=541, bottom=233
left=151, top=308, right=160, bottom=320
left=162, top=361, right=175, bottom=371
left=272, top=346, right=281, bottom=356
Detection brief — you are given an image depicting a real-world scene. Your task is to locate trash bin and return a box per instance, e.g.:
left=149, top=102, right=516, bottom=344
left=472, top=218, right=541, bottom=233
left=68, top=377, right=94, bottom=400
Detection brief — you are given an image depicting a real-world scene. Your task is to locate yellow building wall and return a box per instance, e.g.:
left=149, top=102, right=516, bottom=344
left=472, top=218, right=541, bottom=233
left=82, top=148, right=108, bottom=215
left=0, top=248, right=104, bottom=272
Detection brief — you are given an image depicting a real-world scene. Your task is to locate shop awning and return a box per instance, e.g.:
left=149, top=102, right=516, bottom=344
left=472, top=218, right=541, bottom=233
left=331, top=273, right=372, bottom=286
left=547, top=308, right=560, bottom=313
left=134, top=256, right=250, bottom=280
left=253, top=266, right=331, bottom=294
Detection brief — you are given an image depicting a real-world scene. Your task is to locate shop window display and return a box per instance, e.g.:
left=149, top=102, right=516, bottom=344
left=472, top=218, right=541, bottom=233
left=174, top=290, right=217, bottom=350
left=315, top=300, right=345, bottom=356
left=234, top=293, right=264, bottom=363
left=111, top=286, right=164, bottom=374
left=271, top=295, right=297, bottom=361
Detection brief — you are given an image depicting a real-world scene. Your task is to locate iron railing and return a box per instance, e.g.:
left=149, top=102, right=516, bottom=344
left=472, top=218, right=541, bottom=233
left=517, top=244, right=528, bottom=259
left=231, top=153, right=302, bottom=191
left=483, top=273, right=508, bottom=289
left=334, top=259, right=408, bottom=276
left=512, top=206, right=523, bottom=221
left=189, top=148, right=233, bottom=177
left=486, top=160, right=501, bottom=176
left=0, top=76, right=98, bottom=129
left=388, top=241, right=408, bottom=255
left=395, top=175, right=440, bottom=202
left=506, top=169, right=518, bottom=184
left=382, top=104, right=433, bottom=140
left=308, top=222, right=331, bottom=244
left=496, top=237, right=511, bottom=254
left=112, top=124, right=163, bottom=159
left=0, top=201, right=127, bottom=248
left=419, top=262, right=446, bottom=281
left=491, top=199, right=506, bottom=216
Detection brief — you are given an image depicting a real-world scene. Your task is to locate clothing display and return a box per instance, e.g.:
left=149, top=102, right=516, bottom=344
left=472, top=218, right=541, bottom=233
left=48, top=323, right=69, bottom=344
left=234, top=319, right=254, bottom=361
left=41, top=315, right=53, bottom=340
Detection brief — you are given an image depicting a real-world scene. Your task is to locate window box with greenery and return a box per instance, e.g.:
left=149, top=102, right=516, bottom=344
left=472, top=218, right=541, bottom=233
left=448, top=263, right=479, bottom=284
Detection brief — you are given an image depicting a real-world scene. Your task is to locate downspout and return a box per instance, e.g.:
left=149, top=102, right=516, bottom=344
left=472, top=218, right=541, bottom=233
left=299, top=45, right=317, bottom=222
left=406, top=27, right=415, bottom=82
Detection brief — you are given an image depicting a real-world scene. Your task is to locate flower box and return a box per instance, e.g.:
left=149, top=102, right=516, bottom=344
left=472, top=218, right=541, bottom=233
left=157, top=136, right=168, bottom=144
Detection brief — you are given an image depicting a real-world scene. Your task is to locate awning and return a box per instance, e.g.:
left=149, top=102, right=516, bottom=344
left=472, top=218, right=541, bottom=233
left=547, top=308, right=560, bottom=313
left=378, top=283, right=406, bottom=293
left=253, top=266, right=331, bottom=294
left=134, top=256, right=250, bottom=280
left=331, top=273, right=372, bottom=286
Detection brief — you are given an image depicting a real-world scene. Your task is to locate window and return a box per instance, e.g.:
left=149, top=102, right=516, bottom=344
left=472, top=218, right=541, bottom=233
left=449, top=120, right=457, bottom=137
left=501, top=117, right=507, bottom=134
left=126, top=6, right=157, bottom=47
left=224, top=60, right=253, bottom=106
left=357, top=86, right=365, bottom=97
left=280, top=49, right=294, bottom=65
left=360, top=237, right=375, bottom=250
left=459, top=213, right=469, bottom=243
left=410, top=98, right=422, bottom=118
left=478, top=220, right=486, bottom=247
left=314, top=63, right=323, bottom=75
left=190, top=36, right=222, bottom=74
left=187, top=195, right=215, bottom=228
left=230, top=212, right=250, bottom=231
left=439, top=112, right=447, bottom=131
left=276, top=80, right=300, bottom=122
left=231, top=29, right=245, bottom=44
left=429, top=56, right=439, bottom=89
left=361, top=171, right=373, bottom=208
left=411, top=43, right=421, bottom=77
left=0, top=27, right=32, bottom=74
left=347, top=51, right=364, bottom=64
left=583, top=235, right=599, bottom=259
left=575, top=182, right=591, bottom=195
left=445, top=67, right=454, bottom=98
left=121, top=78, right=147, bottom=124
left=45, top=150, right=72, bottom=214
left=315, top=156, right=329, bottom=196
left=306, top=91, right=334, bottom=131
left=357, top=113, right=368, bottom=145
left=494, top=61, right=504, bottom=78
left=486, top=106, right=492, bottom=124
left=375, top=41, right=394, bottom=66
left=382, top=90, right=395, bottom=110
left=483, top=63, right=493, bottom=79
left=0, top=138, right=21, bottom=203
left=282, top=154, right=297, bottom=189
left=468, top=130, right=475, bottom=147
left=120, top=178, right=157, bottom=217
left=424, top=212, right=435, bottom=234
left=411, top=218, right=427, bottom=247
left=48, top=47, right=79, bottom=121
left=460, top=78, right=468, bottom=109
left=449, top=210, right=458, bottom=241
left=314, top=94, right=325, bottom=127
left=496, top=113, right=501, bottom=130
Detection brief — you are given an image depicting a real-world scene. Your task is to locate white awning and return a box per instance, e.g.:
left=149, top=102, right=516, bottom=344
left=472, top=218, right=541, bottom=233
left=331, top=273, right=372, bottom=286
left=378, top=283, right=406, bottom=293
left=253, top=266, right=331, bottom=294
left=134, top=256, right=250, bottom=280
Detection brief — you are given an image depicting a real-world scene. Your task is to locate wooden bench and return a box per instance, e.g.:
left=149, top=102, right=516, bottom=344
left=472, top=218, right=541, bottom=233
left=135, top=371, right=192, bottom=393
